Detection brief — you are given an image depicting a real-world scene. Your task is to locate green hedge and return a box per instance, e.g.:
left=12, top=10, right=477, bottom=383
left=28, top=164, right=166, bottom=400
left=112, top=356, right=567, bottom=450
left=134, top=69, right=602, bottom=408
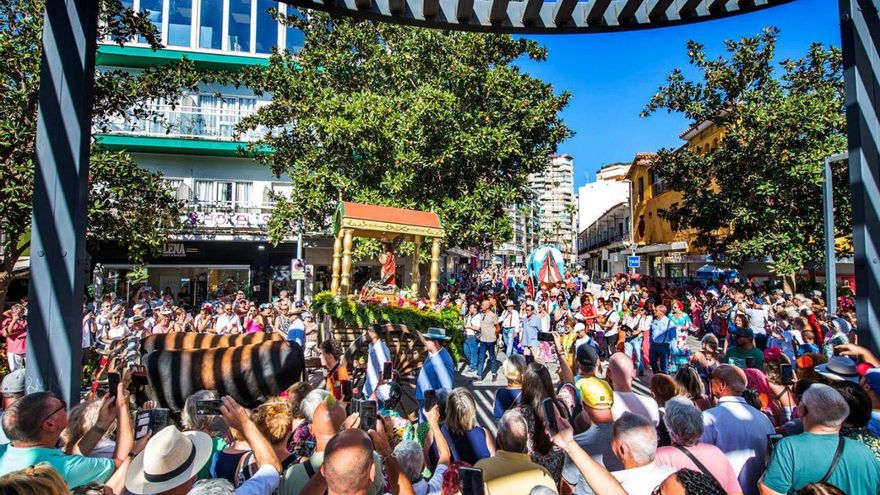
left=311, top=291, right=465, bottom=364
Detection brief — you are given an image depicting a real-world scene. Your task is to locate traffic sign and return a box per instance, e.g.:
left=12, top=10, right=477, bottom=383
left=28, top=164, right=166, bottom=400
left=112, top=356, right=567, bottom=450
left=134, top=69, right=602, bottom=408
left=627, top=256, right=640, bottom=269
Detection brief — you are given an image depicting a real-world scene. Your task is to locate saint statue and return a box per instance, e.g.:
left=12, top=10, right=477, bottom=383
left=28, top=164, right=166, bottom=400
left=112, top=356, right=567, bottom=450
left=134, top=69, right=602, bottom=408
left=379, top=238, right=400, bottom=286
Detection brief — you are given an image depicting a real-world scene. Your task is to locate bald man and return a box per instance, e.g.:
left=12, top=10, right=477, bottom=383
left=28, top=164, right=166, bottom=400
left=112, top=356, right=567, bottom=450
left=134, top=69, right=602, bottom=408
left=323, top=429, right=377, bottom=495
left=606, top=352, right=659, bottom=426
left=701, top=364, right=773, bottom=495
left=279, top=400, right=385, bottom=495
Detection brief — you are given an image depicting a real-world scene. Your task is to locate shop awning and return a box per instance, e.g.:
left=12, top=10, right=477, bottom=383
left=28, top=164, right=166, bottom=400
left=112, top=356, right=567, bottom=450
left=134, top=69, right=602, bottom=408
left=332, top=202, right=445, bottom=241
left=634, top=241, right=688, bottom=255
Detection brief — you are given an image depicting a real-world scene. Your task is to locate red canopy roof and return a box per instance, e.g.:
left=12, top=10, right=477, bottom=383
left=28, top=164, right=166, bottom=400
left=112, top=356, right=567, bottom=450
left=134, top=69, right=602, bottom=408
left=341, top=202, right=442, bottom=229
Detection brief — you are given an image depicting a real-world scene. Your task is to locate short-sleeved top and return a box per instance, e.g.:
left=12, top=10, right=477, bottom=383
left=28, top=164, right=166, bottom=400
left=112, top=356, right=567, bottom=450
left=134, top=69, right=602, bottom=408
left=0, top=445, right=114, bottom=489
left=493, top=387, right=522, bottom=420
left=325, top=363, right=350, bottom=399
left=611, top=391, right=660, bottom=427
left=762, top=433, right=880, bottom=494
left=479, top=311, right=500, bottom=342
left=654, top=443, right=742, bottom=494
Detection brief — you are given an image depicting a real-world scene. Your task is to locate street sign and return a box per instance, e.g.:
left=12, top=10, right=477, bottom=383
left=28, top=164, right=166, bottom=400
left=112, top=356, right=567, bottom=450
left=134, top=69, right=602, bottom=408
left=627, top=256, right=640, bottom=269
left=291, top=258, right=306, bottom=281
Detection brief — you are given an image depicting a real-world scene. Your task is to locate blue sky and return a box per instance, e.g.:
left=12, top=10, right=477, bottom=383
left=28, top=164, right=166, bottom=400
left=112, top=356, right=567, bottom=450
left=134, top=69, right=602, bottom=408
left=515, top=0, right=839, bottom=187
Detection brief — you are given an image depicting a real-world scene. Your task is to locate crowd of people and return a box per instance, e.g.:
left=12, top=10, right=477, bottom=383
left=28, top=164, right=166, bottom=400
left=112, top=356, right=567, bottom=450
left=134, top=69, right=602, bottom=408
left=0, top=271, right=877, bottom=495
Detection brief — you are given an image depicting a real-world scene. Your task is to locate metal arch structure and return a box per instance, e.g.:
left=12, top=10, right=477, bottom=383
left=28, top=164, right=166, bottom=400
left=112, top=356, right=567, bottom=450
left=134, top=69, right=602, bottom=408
left=278, top=0, right=794, bottom=34
left=23, top=0, right=880, bottom=407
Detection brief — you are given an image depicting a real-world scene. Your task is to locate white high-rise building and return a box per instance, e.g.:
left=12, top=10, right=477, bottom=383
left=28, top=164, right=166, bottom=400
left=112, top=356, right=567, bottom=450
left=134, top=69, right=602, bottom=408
left=529, top=154, right=576, bottom=263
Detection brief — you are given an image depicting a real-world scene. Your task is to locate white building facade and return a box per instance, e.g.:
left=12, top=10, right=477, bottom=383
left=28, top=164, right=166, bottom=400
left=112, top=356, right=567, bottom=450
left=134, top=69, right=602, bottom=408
left=530, top=154, right=576, bottom=264
left=575, top=162, right=632, bottom=272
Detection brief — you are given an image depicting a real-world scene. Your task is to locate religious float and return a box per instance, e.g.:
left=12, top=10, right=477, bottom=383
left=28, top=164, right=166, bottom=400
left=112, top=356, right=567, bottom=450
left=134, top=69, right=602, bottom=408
left=526, top=244, right=567, bottom=290
left=313, top=202, right=463, bottom=411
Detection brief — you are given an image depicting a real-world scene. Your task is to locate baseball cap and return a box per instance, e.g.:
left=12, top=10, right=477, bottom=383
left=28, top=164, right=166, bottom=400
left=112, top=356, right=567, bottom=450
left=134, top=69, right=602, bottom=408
left=576, top=343, right=599, bottom=371
left=864, top=369, right=880, bottom=394
left=733, top=327, right=754, bottom=339
left=1, top=369, right=26, bottom=394
left=574, top=322, right=586, bottom=334
left=578, top=377, right=614, bottom=410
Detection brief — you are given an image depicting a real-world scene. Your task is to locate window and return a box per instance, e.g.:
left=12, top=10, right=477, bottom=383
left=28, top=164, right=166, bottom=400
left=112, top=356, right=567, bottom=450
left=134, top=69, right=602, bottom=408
left=198, top=0, right=223, bottom=49
left=168, top=0, right=193, bottom=47
left=227, top=0, right=252, bottom=52
left=637, top=177, right=644, bottom=202
left=138, top=0, right=164, bottom=44
left=255, top=0, right=278, bottom=54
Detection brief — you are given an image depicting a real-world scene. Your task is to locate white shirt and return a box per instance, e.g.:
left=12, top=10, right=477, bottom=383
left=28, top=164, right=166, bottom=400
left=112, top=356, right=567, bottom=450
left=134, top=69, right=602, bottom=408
left=611, top=463, right=674, bottom=495
left=235, top=464, right=281, bottom=495
left=700, top=396, right=775, bottom=495
left=500, top=310, right=520, bottom=329
left=611, top=391, right=660, bottom=426
left=215, top=313, right=242, bottom=334
left=364, top=339, right=391, bottom=399
left=602, top=311, right=620, bottom=337
left=465, top=313, right=482, bottom=337
left=746, top=307, right=769, bottom=335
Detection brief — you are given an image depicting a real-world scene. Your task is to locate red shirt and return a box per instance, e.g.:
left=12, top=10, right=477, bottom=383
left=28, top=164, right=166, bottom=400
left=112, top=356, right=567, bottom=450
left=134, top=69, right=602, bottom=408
left=2, top=317, right=27, bottom=355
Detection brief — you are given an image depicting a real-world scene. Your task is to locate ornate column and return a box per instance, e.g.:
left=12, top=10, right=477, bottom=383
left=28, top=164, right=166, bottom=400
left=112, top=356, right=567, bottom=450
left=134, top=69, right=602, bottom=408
left=331, top=231, right=342, bottom=295
left=411, top=235, right=422, bottom=295
left=340, top=229, right=354, bottom=295
left=429, top=238, right=441, bottom=304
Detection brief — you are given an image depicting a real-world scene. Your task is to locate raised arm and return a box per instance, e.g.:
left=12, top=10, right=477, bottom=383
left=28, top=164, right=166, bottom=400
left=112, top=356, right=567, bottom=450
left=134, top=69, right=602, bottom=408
left=550, top=412, right=625, bottom=495
left=221, top=396, right=282, bottom=473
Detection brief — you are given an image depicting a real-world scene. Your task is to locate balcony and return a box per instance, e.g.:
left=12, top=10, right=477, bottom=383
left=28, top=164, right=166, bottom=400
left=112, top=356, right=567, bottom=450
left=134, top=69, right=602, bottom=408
left=578, top=227, right=630, bottom=254
left=178, top=200, right=275, bottom=233
left=101, top=101, right=268, bottom=142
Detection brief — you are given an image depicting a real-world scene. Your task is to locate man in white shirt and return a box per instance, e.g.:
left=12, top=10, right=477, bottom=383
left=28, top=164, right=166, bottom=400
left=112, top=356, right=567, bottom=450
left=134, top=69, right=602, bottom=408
left=609, top=412, right=673, bottom=495
left=499, top=301, right=520, bottom=357
left=363, top=326, right=391, bottom=400
left=598, top=300, right=620, bottom=358
left=607, top=353, right=660, bottom=426
left=700, top=364, right=774, bottom=495
left=214, top=304, right=242, bottom=335
left=463, top=304, right=481, bottom=374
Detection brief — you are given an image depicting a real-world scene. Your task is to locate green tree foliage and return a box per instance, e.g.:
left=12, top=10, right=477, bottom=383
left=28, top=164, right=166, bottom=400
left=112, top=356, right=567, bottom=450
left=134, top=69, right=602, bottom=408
left=239, top=13, right=571, bottom=252
left=642, top=27, right=848, bottom=278
left=0, top=0, right=237, bottom=305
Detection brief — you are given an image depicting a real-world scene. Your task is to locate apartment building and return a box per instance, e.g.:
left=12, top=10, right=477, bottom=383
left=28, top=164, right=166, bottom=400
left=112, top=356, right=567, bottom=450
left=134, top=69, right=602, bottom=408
left=529, top=154, right=576, bottom=264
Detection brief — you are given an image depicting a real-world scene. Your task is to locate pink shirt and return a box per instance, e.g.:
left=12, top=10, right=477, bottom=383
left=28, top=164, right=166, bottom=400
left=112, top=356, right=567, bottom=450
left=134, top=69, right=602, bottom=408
left=1, top=318, right=27, bottom=355
left=655, top=443, right=742, bottom=494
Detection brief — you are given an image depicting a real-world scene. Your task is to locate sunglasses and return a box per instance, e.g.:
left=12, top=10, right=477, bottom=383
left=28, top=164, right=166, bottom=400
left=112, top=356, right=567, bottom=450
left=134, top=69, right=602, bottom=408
left=41, top=400, right=67, bottom=424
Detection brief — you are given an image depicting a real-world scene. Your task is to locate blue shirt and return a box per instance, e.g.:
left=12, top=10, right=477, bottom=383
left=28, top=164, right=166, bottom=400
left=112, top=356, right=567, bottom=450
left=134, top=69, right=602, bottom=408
left=493, top=387, right=522, bottom=420
left=870, top=412, right=880, bottom=438
left=0, top=444, right=114, bottom=489
left=650, top=316, right=676, bottom=344
left=521, top=315, right=542, bottom=347
left=416, top=347, right=454, bottom=401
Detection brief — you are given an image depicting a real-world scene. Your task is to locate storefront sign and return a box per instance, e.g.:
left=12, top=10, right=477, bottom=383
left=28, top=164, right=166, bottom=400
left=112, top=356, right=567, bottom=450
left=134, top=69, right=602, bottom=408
left=162, top=243, right=198, bottom=258
left=182, top=212, right=272, bottom=229
left=291, top=258, right=307, bottom=280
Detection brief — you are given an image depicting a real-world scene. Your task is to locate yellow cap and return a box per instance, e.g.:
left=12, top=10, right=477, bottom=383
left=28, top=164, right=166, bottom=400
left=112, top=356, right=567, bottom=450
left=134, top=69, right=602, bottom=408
left=576, top=377, right=614, bottom=410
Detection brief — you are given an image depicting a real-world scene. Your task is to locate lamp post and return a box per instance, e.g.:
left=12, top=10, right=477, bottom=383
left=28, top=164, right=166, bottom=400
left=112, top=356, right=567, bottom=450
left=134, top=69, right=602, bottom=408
left=823, top=152, right=847, bottom=315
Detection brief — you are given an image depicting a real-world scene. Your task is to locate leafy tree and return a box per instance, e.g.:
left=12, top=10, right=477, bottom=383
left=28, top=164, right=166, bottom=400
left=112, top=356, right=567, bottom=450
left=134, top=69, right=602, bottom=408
left=239, top=13, right=571, bottom=255
left=642, top=27, right=848, bottom=286
left=0, top=0, right=237, bottom=306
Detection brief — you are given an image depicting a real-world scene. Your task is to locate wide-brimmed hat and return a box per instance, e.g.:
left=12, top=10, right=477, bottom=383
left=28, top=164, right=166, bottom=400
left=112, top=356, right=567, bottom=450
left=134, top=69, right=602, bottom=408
left=423, top=327, right=450, bottom=341
left=125, top=426, right=213, bottom=494
left=816, top=356, right=860, bottom=383
left=1, top=369, right=26, bottom=394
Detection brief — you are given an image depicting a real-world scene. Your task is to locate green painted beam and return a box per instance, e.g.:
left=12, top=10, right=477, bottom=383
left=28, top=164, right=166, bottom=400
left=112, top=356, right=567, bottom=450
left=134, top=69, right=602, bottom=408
left=95, top=134, right=272, bottom=157
left=96, top=44, right=269, bottom=71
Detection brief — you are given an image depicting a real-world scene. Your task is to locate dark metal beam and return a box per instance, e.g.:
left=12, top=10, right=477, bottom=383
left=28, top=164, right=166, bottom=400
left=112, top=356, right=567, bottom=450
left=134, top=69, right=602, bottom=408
left=488, top=0, right=508, bottom=22
left=553, top=0, right=577, bottom=24
left=587, top=0, right=612, bottom=23
left=521, top=0, right=543, bottom=24
left=840, top=0, right=880, bottom=358
left=26, top=0, right=99, bottom=405
left=678, top=0, right=703, bottom=17
left=648, top=0, right=674, bottom=20
left=456, top=0, right=473, bottom=20
left=354, top=0, right=371, bottom=9
left=618, top=0, right=643, bottom=23
left=389, top=0, right=405, bottom=13
left=708, top=0, right=728, bottom=12
left=423, top=0, right=439, bottom=17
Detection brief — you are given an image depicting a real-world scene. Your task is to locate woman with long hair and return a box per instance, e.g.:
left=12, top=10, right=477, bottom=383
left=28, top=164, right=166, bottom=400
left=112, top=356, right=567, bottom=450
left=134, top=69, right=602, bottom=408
left=691, top=333, right=722, bottom=392
left=426, top=388, right=494, bottom=467
left=744, top=367, right=783, bottom=425
left=674, top=365, right=712, bottom=410
left=517, top=362, right=569, bottom=482
left=764, top=348, right=797, bottom=423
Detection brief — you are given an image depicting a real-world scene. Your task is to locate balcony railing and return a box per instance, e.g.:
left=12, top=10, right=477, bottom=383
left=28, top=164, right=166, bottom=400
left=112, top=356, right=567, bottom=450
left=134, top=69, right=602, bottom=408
left=102, top=103, right=269, bottom=142
left=578, top=227, right=630, bottom=254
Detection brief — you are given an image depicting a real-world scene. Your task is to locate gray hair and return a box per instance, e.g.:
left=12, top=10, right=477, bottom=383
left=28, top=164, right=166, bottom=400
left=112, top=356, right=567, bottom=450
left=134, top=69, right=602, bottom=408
left=802, top=383, right=850, bottom=428
left=393, top=441, right=425, bottom=483
left=663, top=397, right=704, bottom=447
left=301, top=389, right=331, bottom=421
left=612, top=412, right=657, bottom=465
left=190, top=479, right=234, bottom=495
left=530, top=487, right=557, bottom=495
left=182, top=390, right=221, bottom=433
left=496, top=409, right=529, bottom=453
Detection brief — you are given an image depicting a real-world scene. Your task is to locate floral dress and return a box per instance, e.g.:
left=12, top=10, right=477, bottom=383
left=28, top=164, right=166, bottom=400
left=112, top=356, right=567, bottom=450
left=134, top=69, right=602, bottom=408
left=667, top=312, right=694, bottom=374
left=518, top=404, right=564, bottom=482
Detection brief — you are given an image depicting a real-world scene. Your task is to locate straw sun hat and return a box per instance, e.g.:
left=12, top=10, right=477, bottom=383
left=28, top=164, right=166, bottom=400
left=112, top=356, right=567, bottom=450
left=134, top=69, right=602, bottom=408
left=125, top=426, right=213, bottom=494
